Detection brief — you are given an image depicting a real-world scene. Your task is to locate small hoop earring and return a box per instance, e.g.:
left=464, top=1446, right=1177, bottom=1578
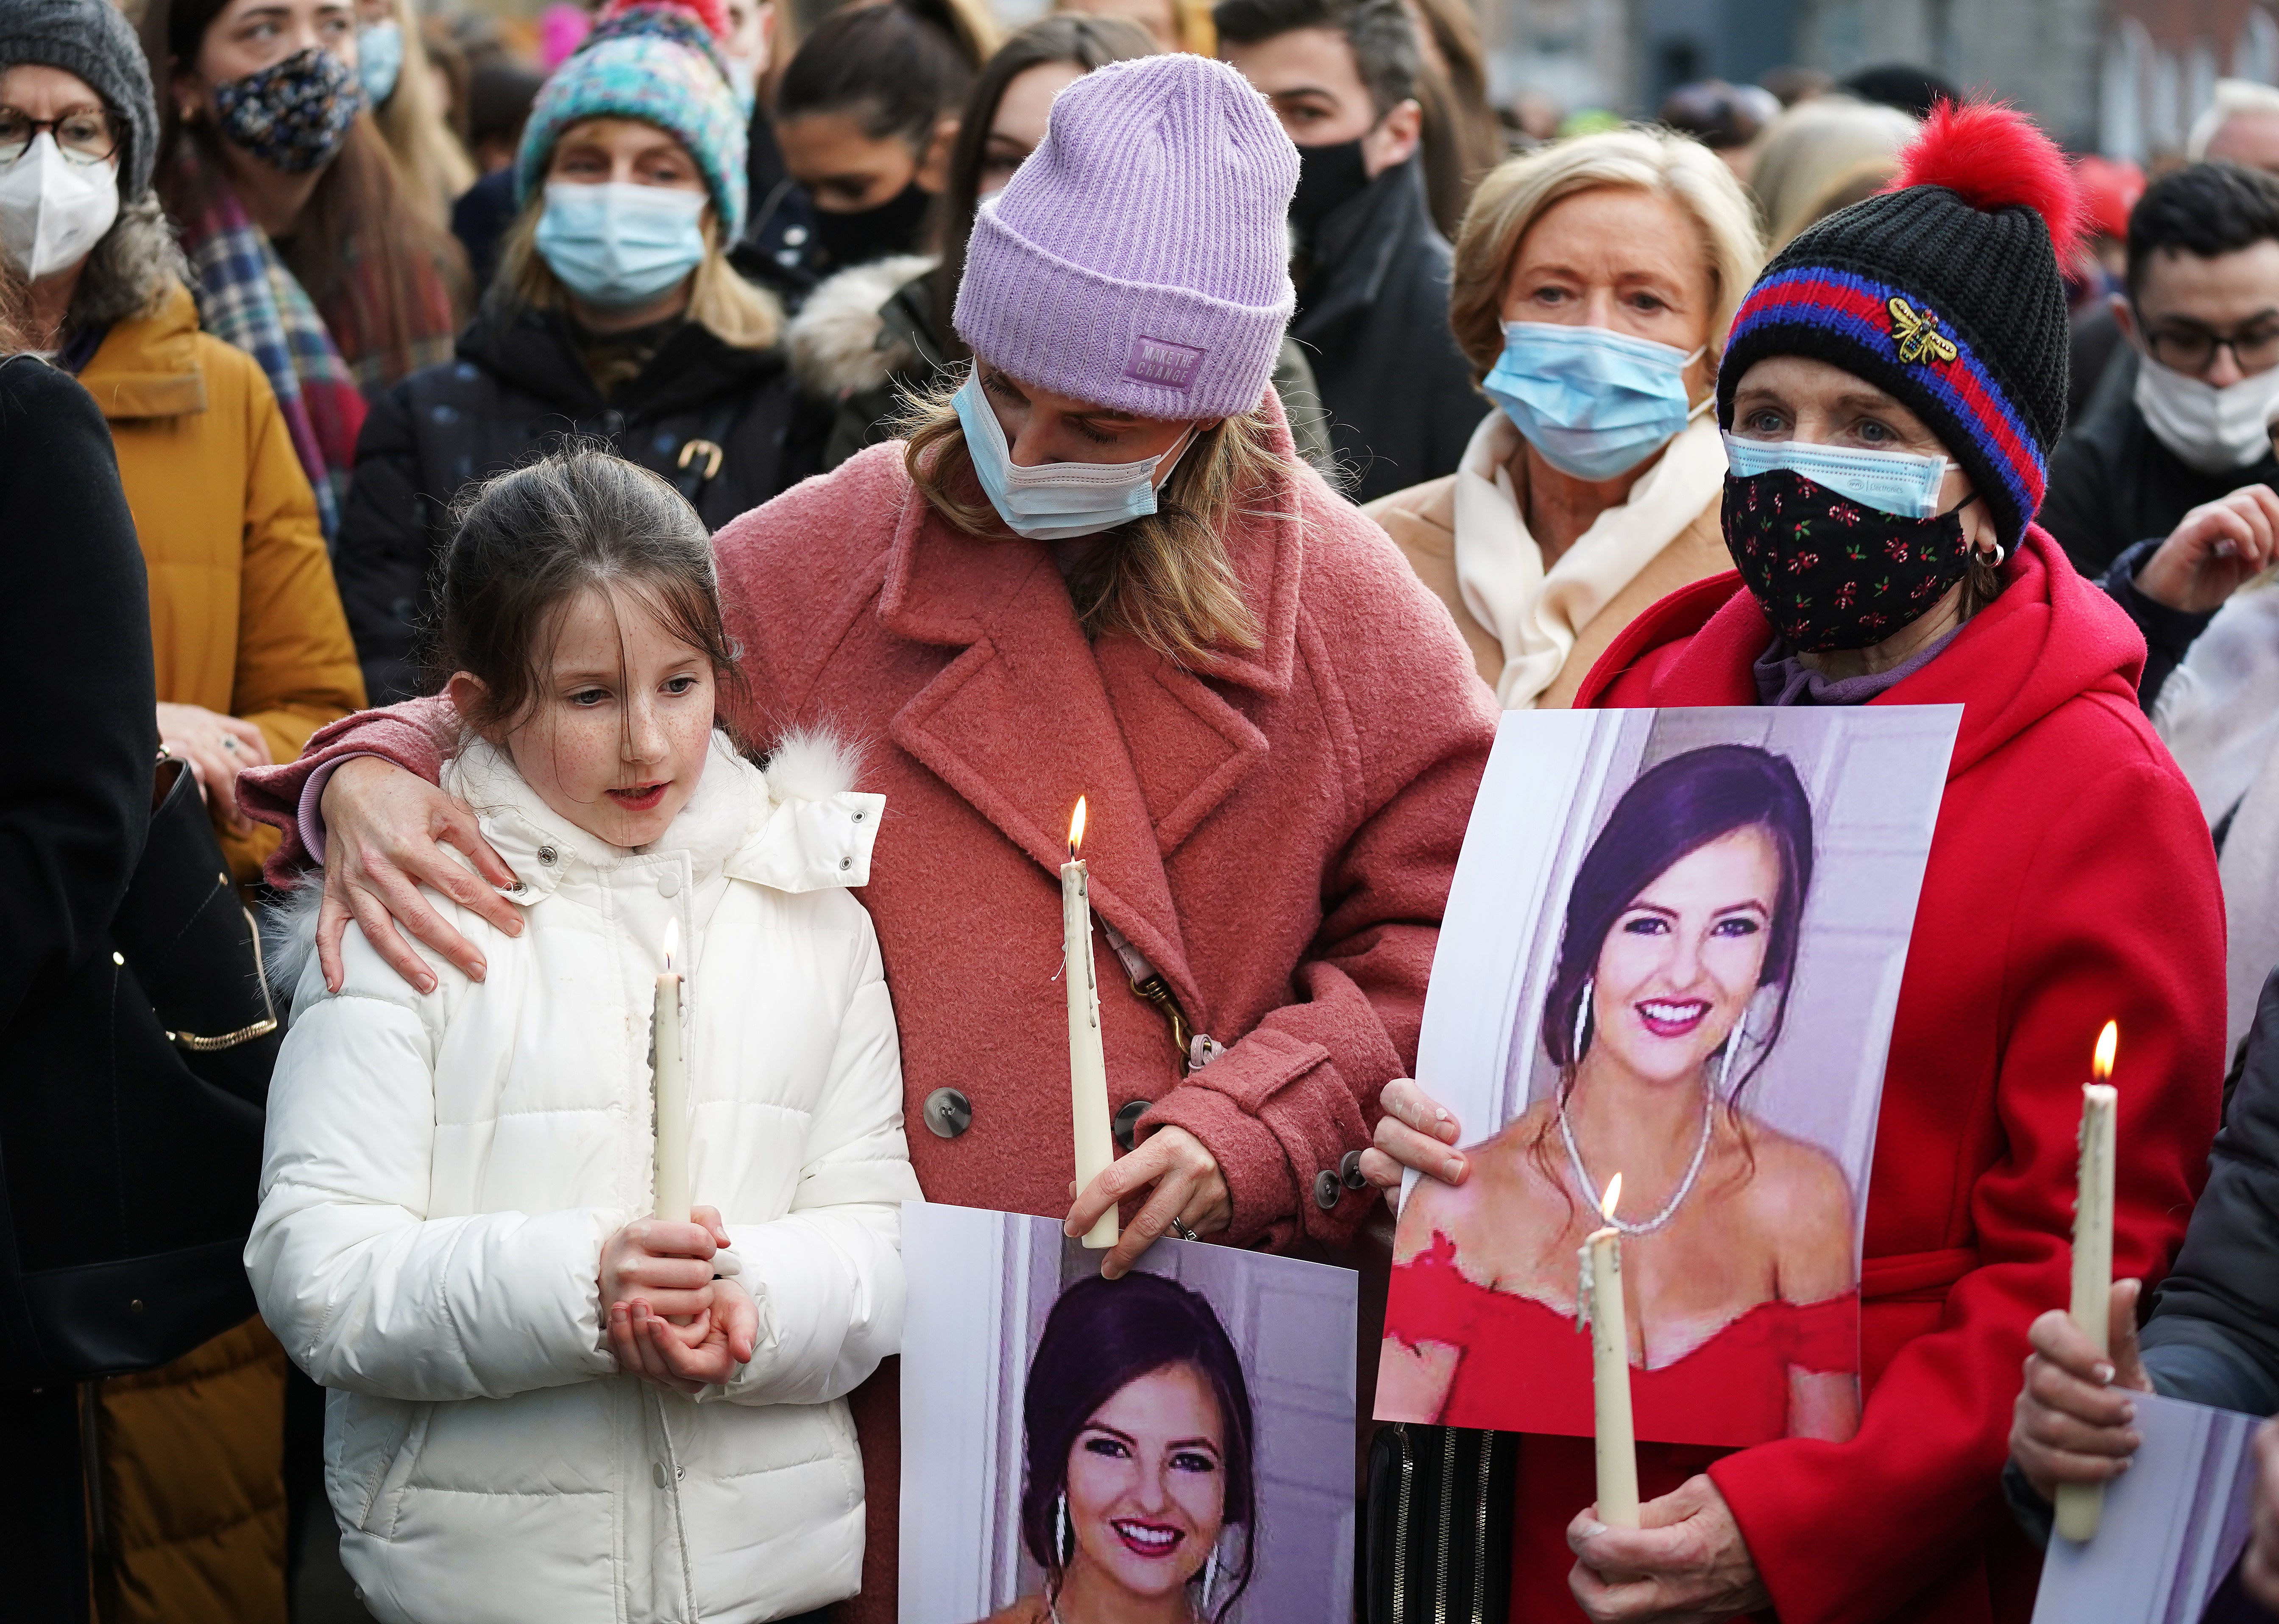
left=1975, top=539, right=2006, bottom=567
left=1201, top=1535, right=1220, bottom=1611
left=1056, top=1489, right=1070, bottom=1571
left=1570, top=975, right=1594, bottom=1065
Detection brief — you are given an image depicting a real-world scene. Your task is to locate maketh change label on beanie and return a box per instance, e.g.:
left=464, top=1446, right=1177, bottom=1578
left=953, top=53, right=1298, bottom=423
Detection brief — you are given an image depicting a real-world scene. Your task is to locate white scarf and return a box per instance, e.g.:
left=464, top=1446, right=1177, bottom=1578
left=1452, top=410, right=1728, bottom=709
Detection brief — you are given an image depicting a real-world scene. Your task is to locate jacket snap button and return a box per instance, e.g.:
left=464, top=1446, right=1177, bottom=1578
left=652, top=1461, right=668, bottom=1487
left=852, top=809, right=866, bottom=823
left=1313, top=1168, right=1343, bottom=1210
left=658, top=870, right=681, bottom=898
left=839, top=856, right=853, bottom=870
left=1340, top=1148, right=1369, bottom=1190
left=1113, top=1098, right=1151, bottom=1153
left=537, top=846, right=558, bottom=866
left=922, top=1087, right=972, bottom=1139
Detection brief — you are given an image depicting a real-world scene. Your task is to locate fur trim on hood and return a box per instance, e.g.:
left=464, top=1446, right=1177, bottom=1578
left=787, top=254, right=938, bottom=398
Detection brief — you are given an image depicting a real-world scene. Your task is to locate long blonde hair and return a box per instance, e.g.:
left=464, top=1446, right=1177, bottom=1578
left=372, top=0, right=478, bottom=229
left=1448, top=127, right=1766, bottom=383
left=497, top=193, right=783, bottom=351
left=901, top=376, right=1284, bottom=667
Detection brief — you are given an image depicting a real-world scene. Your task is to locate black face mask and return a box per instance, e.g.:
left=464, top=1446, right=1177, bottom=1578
left=811, top=180, right=933, bottom=272
left=1722, top=470, right=1978, bottom=652
left=1290, top=138, right=1370, bottom=245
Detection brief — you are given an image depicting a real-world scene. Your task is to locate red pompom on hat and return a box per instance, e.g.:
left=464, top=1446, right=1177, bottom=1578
left=1890, top=99, right=2087, bottom=265
left=593, top=0, right=730, bottom=40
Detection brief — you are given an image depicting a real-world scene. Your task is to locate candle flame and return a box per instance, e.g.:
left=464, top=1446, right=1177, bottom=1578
left=1601, top=1172, right=1622, bottom=1222
left=661, top=917, right=680, bottom=973
left=1068, top=796, right=1088, bottom=858
left=2094, top=1020, right=2117, bottom=1081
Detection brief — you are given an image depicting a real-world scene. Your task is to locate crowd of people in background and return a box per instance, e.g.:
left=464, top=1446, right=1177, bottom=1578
left=13, top=0, right=2279, bottom=1620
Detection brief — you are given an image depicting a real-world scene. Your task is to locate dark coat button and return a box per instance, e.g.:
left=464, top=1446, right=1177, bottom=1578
left=922, top=1087, right=972, bottom=1139
left=1314, top=1168, right=1343, bottom=1210
left=1112, top=1098, right=1152, bottom=1153
left=1340, top=1148, right=1368, bottom=1190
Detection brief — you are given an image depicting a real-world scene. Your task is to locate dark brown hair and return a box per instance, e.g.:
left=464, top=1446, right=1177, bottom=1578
left=930, top=14, right=1157, bottom=360
left=141, top=0, right=469, bottom=384
left=428, top=447, right=747, bottom=743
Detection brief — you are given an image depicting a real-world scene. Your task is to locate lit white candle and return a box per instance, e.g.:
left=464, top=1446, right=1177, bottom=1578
left=2056, top=1021, right=2120, bottom=1543
left=1063, top=798, right=1117, bottom=1250
left=652, top=918, right=690, bottom=1224
left=1583, top=1173, right=1638, bottom=1528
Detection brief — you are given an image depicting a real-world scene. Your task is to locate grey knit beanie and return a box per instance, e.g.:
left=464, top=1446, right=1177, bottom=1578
left=0, top=0, right=159, bottom=200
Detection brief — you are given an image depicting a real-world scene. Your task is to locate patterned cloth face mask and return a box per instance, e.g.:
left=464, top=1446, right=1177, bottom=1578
left=1722, top=468, right=1979, bottom=653
left=212, top=48, right=364, bottom=175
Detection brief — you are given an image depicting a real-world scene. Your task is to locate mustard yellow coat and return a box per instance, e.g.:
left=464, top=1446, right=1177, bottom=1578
left=77, top=281, right=365, bottom=880
left=71, top=283, right=362, bottom=1624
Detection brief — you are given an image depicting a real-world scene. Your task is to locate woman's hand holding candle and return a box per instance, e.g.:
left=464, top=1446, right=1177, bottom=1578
left=1064, top=1124, right=1230, bottom=1280
left=1566, top=1475, right=1769, bottom=1623
left=2010, top=1279, right=2150, bottom=1502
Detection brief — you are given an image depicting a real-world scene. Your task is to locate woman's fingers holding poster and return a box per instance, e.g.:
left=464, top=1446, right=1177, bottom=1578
left=2009, top=1285, right=2150, bottom=1500
left=1358, top=1077, right=1467, bottom=1196
left=2240, top=1420, right=2279, bottom=1608
left=1566, top=1474, right=1769, bottom=1621
left=1065, top=1124, right=1231, bottom=1280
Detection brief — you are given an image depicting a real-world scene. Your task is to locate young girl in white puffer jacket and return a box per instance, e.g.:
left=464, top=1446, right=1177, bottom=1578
left=246, top=449, right=918, bottom=1624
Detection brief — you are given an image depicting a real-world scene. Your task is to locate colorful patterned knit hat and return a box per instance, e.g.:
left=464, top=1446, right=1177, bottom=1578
left=515, top=0, right=748, bottom=241
left=953, top=54, right=1298, bottom=420
left=1716, top=101, right=2085, bottom=550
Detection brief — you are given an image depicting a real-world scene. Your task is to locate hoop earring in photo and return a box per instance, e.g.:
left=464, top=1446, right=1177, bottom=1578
left=1571, top=975, right=1594, bottom=1065
left=1056, top=1489, right=1070, bottom=1570
left=1201, top=1534, right=1220, bottom=1611
left=1717, top=1006, right=1747, bottom=1100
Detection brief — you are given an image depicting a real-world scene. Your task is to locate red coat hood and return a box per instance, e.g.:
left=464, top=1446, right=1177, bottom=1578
left=1576, top=527, right=2148, bottom=778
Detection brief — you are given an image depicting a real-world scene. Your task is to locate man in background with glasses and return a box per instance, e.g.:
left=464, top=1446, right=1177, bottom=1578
left=2044, top=161, right=2279, bottom=709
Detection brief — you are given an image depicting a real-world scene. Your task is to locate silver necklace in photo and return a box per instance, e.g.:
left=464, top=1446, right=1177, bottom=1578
left=1558, top=1084, right=1715, bottom=1236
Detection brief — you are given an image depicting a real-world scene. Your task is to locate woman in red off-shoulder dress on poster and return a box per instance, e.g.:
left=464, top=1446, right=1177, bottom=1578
left=1378, top=743, right=1861, bottom=1449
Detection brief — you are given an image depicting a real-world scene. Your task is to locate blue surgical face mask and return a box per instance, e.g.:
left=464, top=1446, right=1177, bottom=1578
left=535, top=182, right=708, bottom=311
left=357, top=19, right=403, bottom=107
left=952, top=369, right=1195, bottom=542
left=1483, top=322, right=1707, bottom=481
left=1720, top=433, right=1961, bottom=520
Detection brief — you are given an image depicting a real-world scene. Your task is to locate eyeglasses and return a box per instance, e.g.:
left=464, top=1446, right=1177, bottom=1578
left=2140, top=317, right=2279, bottom=378
left=0, top=106, right=119, bottom=169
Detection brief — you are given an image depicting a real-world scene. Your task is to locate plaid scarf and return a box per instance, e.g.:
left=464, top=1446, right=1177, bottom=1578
left=170, top=145, right=366, bottom=539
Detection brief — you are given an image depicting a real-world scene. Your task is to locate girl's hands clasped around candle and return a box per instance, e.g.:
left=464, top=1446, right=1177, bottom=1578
left=1566, top=1474, right=1769, bottom=1622
left=2009, top=1277, right=2152, bottom=1500
left=600, top=1205, right=758, bottom=1393
left=1064, top=1125, right=1230, bottom=1280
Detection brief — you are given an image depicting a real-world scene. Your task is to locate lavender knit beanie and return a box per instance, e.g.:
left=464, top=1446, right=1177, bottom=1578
left=953, top=54, right=1298, bottom=420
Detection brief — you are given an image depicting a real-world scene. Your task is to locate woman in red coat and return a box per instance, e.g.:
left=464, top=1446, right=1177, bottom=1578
left=238, top=55, right=1497, bottom=1621
left=1365, top=104, right=2226, bottom=1623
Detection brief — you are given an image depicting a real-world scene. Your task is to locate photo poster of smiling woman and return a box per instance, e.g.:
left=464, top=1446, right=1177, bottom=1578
left=1374, top=705, right=1959, bottom=1449
left=897, top=1202, right=1358, bottom=1624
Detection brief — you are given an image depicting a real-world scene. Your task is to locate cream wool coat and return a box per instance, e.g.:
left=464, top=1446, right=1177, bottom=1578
left=246, top=731, right=916, bottom=1624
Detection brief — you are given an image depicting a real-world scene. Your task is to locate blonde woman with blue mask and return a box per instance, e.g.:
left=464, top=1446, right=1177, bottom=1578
left=1365, top=129, right=1765, bottom=709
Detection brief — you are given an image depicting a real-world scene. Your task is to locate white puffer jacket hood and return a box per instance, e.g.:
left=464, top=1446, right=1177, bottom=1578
left=248, top=730, right=918, bottom=1624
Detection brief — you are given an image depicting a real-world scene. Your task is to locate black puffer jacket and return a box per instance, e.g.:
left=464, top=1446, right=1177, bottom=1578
left=331, top=298, right=809, bottom=703
left=1292, top=154, right=1480, bottom=504
left=2140, top=965, right=2279, bottom=1415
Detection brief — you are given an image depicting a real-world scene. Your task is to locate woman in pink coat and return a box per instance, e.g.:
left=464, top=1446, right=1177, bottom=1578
left=241, top=53, right=1496, bottom=1618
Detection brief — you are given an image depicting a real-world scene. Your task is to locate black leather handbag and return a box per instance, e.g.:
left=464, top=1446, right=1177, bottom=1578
left=1365, top=1422, right=1516, bottom=1624
left=0, top=754, right=283, bottom=1385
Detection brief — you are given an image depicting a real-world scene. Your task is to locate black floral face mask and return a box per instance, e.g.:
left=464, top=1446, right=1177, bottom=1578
left=1722, top=470, right=1976, bottom=653
left=212, top=48, right=363, bottom=175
